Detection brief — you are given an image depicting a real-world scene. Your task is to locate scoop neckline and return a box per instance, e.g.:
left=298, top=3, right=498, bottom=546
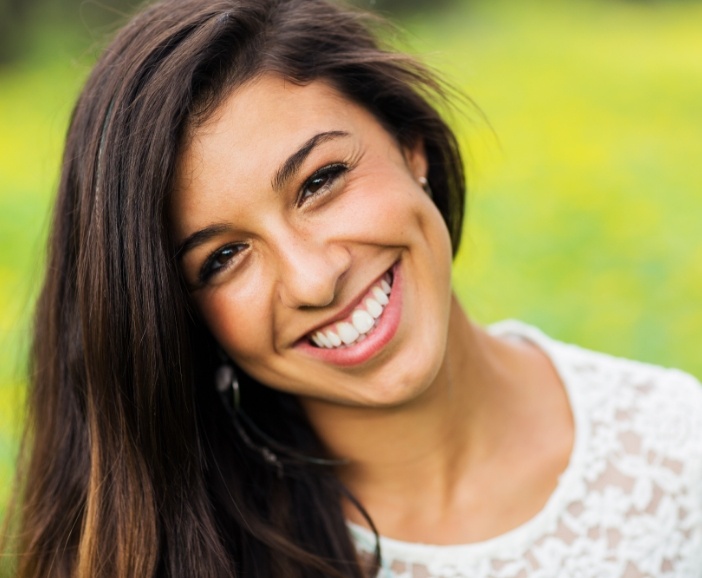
left=348, top=319, right=589, bottom=560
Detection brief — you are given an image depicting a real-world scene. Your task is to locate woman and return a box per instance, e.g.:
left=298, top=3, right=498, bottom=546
left=8, top=0, right=702, bottom=576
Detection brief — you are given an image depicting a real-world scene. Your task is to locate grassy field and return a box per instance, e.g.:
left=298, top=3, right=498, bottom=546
left=1, top=0, right=701, bottom=519
left=403, top=0, right=702, bottom=374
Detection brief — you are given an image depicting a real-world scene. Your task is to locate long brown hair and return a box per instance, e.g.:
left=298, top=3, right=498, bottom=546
left=6, top=0, right=466, bottom=576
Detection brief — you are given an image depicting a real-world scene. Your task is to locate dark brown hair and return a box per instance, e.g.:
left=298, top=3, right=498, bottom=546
left=7, top=0, right=466, bottom=576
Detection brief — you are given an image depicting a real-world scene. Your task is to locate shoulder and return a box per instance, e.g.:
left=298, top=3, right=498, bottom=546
left=491, top=321, right=702, bottom=573
left=545, top=328, right=702, bottom=463
left=491, top=320, right=702, bottom=449
left=492, top=319, right=702, bottom=491
left=543, top=323, right=699, bottom=457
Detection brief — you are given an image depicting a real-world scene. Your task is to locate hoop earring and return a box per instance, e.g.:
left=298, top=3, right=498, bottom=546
left=215, top=361, right=347, bottom=477
left=215, top=363, right=240, bottom=411
left=216, top=361, right=283, bottom=476
left=418, top=176, right=433, bottom=198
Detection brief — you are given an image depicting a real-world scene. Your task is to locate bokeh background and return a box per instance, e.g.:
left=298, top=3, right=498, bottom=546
left=1, top=0, right=701, bottom=549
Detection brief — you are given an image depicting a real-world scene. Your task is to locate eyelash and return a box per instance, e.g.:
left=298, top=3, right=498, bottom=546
left=197, top=162, right=349, bottom=284
left=198, top=243, right=248, bottom=284
left=297, top=162, right=348, bottom=207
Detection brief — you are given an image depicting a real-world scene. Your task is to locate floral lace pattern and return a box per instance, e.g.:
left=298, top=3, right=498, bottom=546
left=350, top=321, right=702, bottom=578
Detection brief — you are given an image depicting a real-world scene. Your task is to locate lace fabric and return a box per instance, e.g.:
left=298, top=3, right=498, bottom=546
left=350, top=321, right=702, bottom=578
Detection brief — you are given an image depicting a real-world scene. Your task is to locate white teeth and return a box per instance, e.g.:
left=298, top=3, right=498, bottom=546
left=365, top=298, right=383, bottom=319
left=337, top=322, right=360, bottom=345
left=326, top=330, right=342, bottom=347
left=372, top=286, right=389, bottom=306
left=352, top=310, right=374, bottom=334
left=315, top=331, right=332, bottom=348
left=308, top=272, right=394, bottom=349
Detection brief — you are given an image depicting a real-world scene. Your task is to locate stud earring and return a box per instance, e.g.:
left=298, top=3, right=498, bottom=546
left=418, top=176, right=433, bottom=198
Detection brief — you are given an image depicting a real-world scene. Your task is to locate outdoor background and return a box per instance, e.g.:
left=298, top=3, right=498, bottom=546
left=1, top=0, right=701, bottom=553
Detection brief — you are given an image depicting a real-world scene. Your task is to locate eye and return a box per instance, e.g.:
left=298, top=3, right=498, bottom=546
left=199, top=243, right=247, bottom=283
left=298, top=163, right=348, bottom=206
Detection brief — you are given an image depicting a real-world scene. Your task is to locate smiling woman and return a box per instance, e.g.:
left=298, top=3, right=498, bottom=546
left=173, top=76, right=452, bottom=394
left=5, top=0, right=702, bottom=577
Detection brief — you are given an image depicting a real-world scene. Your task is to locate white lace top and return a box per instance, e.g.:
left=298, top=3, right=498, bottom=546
left=350, top=320, right=702, bottom=578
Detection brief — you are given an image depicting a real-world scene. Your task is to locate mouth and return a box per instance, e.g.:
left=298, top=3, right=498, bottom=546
left=307, top=268, right=394, bottom=349
left=295, top=261, right=402, bottom=367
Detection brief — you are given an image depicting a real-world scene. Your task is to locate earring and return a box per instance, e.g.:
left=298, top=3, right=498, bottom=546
left=215, top=362, right=240, bottom=411
left=418, top=176, right=433, bottom=198
left=216, top=361, right=283, bottom=476
left=215, top=360, right=349, bottom=475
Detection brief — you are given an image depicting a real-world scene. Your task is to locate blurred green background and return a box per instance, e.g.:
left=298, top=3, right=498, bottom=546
left=1, top=0, right=701, bottom=535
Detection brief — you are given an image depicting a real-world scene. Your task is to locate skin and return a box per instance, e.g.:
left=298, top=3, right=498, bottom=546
left=171, top=74, right=574, bottom=544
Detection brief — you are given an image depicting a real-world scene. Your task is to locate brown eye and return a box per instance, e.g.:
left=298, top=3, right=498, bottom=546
left=298, top=163, right=348, bottom=205
left=307, top=174, right=330, bottom=194
left=200, top=244, right=247, bottom=282
left=214, top=247, right=236, bottom=266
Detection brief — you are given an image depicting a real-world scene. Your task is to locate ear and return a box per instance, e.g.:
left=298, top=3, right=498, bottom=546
left=403, top=137, right=428, bottom=182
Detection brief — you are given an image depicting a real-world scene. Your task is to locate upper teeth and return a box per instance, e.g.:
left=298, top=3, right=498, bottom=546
left=310, top=273, right=392, bottom=349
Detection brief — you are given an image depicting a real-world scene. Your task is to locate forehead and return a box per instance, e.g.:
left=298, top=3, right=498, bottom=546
left=199, top=74, right=354, bottom=130
left=178, top=74, right=367, bottom=180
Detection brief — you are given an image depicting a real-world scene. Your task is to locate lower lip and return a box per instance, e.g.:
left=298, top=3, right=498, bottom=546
left=296, top=262, right=403, bottom=367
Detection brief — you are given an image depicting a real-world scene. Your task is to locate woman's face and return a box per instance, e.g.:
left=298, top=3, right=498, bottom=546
left=171, top=74, right=454, bottom=408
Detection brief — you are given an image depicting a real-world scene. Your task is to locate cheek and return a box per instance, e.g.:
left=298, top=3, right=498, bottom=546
left=373, top=186, right=453, bottom=275
left=195, top=280, right=273, bottom=363
left=323, top=173, right=450, bottom=252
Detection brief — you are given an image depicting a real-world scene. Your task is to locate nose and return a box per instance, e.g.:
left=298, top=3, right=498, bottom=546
left=274, top=230, right=351, bottom=309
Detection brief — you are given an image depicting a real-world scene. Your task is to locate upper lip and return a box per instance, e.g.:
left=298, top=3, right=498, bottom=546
left=296, top=264, right=394, bottom=343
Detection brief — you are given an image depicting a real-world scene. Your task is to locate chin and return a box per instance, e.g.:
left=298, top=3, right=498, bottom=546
left=354, top=350, right=445, bottom=409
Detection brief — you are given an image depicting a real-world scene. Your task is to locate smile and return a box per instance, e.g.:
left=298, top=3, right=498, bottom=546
left=308, top=272, right=393, bottom=349
left=296, top=261, right=403, bottom=367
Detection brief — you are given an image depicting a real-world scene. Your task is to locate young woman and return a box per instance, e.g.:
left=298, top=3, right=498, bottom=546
left=8, top=0, right=702, bottom=577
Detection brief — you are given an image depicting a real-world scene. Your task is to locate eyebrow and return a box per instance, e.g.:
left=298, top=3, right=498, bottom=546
left=175, top=223, right=232, bottom=261
left=175, top=130, right=350, bottom=260
left=272, top=130, right=350, bottom=191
